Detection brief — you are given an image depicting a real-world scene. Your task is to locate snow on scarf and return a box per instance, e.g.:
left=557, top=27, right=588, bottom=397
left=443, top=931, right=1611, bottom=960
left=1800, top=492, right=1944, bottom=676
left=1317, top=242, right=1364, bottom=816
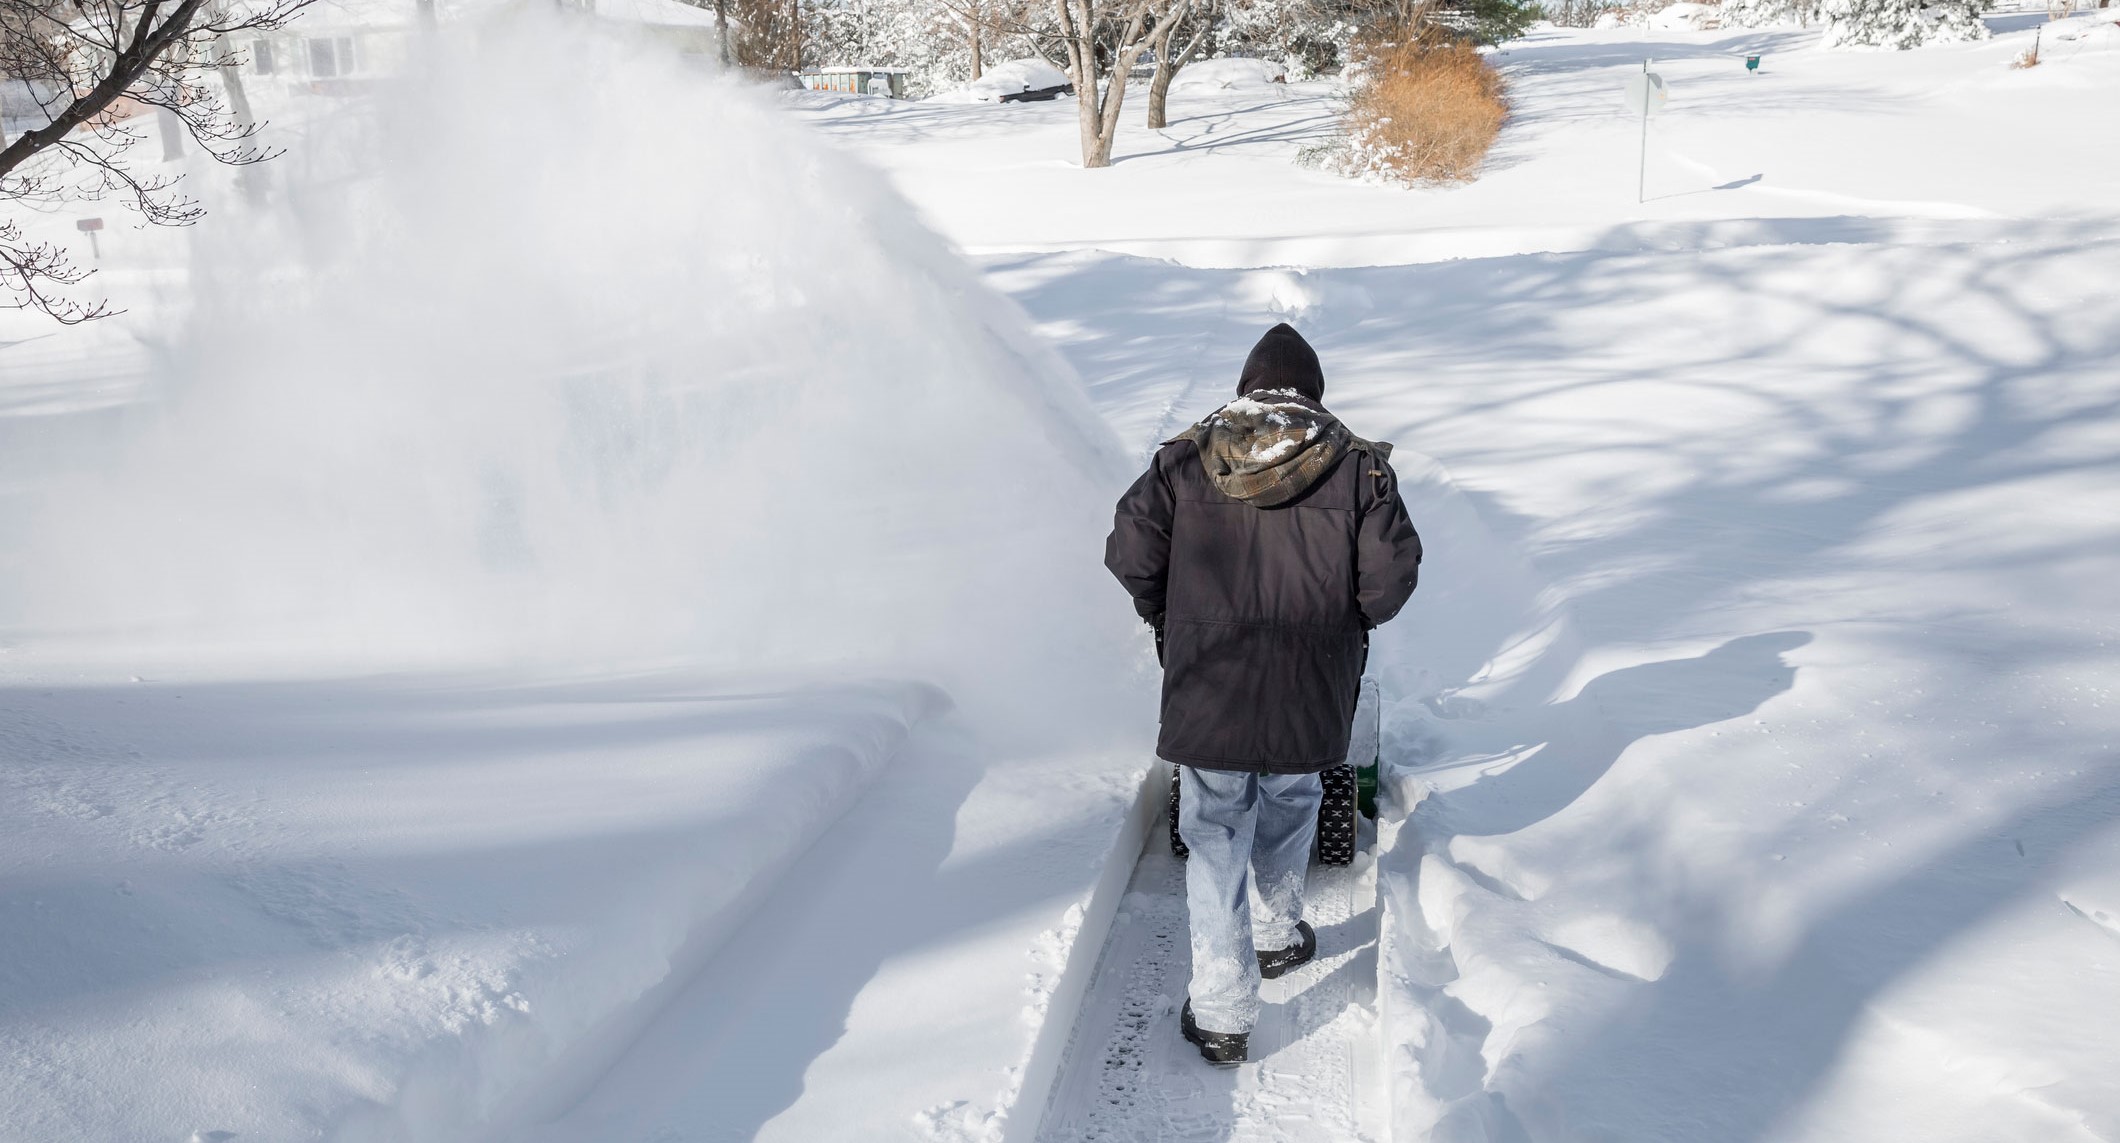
left=1172, top=389, right=1368, bottom=508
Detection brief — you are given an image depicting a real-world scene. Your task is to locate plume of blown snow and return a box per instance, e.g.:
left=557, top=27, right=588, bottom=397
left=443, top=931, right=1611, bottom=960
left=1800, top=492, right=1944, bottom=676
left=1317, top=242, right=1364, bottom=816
left=5, top=14, right=1145, bottom=744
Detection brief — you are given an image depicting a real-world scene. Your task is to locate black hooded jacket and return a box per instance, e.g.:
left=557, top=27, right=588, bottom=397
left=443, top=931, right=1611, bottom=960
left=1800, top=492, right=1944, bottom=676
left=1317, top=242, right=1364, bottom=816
left=1104, top=324, right=1423, bottom=773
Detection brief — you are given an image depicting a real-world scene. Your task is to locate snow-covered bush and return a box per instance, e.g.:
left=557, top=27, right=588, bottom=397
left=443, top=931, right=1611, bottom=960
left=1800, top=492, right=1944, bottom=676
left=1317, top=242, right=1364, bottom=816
left=1648, top=2, right=1720, bottom=27
left=1544, top=0, right=1630, bottom=27
left=1219, top=0, right=1370, bottom=76
left=1594, top=0, right=1724, bottom=27
left=1718, top=0, right=1824, bottom=28
left=1170, top=56, right=1288, bottom=89
left=1819, top=0, right=1991, bottom=47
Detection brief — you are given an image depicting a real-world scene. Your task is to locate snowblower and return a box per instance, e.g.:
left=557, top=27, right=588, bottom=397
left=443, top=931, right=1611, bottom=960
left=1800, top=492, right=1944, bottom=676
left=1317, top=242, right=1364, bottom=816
left=1167, top=675, right=1382, bottom=866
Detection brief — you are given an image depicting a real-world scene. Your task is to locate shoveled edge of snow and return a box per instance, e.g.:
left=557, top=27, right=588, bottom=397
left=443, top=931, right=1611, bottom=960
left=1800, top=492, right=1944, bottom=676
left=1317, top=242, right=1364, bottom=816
left=434, top=684, right=952, bottom=1143
left=1004, top=758, right=1166, bottom=1143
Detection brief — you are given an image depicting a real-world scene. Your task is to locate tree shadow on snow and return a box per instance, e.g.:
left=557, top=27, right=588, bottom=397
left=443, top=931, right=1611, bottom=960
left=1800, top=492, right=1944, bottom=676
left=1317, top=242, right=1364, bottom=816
left=992, top=222, right=2120, bottom=1140
left=1411, top=631, right=1812, bottom=840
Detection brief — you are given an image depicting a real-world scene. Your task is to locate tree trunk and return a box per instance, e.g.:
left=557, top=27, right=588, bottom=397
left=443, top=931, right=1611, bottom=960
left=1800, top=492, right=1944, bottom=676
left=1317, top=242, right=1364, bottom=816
left=209, top=3, right=263, bottom=202
left=1146, top=20, right=1175, bottom=128
left=1058, top=0, right=1188, bottom=169
left=1146, top=10, right=1210, bottom=129
left=968, top=10, right=983, bottom=80
left=1145, top=70, right=1171, bottom=128
left=713, top=0, right=730, bottom=65
left=1058, top=0, right=1107, bottom=168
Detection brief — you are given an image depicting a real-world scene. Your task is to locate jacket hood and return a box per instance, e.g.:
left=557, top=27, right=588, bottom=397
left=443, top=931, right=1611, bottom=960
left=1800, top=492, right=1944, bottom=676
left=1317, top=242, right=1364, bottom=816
left=1174, top=390, right=1352, bottom=507
left=1237, top=323, right=1324, bottom=403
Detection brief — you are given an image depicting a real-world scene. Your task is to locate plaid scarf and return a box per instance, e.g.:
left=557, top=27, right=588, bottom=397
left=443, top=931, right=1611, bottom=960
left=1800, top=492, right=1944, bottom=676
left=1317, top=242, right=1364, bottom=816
left=1172, top=390, right=1358, bottom=507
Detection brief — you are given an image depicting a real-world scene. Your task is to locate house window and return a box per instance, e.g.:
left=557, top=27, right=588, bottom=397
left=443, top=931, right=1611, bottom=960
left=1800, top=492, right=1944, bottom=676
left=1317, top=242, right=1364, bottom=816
left=253, top=39, right=275, bottom=76
left=308, top=37, right=356, bottom=79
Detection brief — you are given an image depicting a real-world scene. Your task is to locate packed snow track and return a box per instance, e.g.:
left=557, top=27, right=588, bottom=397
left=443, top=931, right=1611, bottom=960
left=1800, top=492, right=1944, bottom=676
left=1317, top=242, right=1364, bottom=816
left=1035, top=810, right=1384, bottom=1142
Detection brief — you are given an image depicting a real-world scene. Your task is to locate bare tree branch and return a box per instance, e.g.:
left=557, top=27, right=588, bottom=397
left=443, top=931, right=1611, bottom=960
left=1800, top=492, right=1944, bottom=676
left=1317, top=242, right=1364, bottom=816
left=1, top=0, right=312, bottom=320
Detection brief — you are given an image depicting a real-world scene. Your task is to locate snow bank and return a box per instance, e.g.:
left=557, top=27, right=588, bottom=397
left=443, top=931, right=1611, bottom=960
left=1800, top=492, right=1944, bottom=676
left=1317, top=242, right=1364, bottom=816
left=1, top=673, right=942, bottom=1143
left=1171, top=57, right=1288, bottom=89
left=1355, top=446, right=1589, bottom=1141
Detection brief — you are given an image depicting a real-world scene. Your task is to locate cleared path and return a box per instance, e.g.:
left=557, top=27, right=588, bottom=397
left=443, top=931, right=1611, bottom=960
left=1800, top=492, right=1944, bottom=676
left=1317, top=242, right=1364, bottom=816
left=1036, top=815, right=1384, bottom=1142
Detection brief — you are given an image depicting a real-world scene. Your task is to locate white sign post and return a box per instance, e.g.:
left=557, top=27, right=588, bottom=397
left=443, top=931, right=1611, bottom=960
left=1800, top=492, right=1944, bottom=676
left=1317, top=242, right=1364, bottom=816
left=1621, top=62, right=1668, bottom=203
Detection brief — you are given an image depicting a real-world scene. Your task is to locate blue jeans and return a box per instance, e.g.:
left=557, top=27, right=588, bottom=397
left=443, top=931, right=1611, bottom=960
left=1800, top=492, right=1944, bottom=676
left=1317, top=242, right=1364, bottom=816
left=1178, top=765, right=1322, bottom=1034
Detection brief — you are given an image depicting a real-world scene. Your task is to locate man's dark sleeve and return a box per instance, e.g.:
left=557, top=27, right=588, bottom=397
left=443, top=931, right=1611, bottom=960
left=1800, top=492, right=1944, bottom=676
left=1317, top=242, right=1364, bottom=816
left=1104, top=449, right=1177, bottom=621
left=1356, top=455, right=1422, bottom=629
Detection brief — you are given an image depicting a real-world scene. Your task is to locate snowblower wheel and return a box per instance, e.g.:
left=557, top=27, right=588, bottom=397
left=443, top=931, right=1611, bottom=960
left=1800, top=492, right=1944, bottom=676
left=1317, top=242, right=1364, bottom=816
left=1316, top=764, right=1359, bottom=866
left=1169, top=768, right=1189, bottom=860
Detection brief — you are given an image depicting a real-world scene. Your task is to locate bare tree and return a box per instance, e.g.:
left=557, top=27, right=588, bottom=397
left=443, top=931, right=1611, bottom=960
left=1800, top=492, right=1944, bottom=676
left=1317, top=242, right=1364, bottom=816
left=1053, top=0, right=1187, bottom=168
left=932, top=0, right=991, bottom=80
left=1143, top=0, right=1213, bottom=129
left=1, top=0, right=311, bottom=322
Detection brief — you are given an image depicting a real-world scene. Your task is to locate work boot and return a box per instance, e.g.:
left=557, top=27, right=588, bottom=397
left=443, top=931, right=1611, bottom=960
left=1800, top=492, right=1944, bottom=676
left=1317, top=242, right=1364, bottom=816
left=1256, top=920, right=1317, bottom=980
left=1180, top=999, right=1248, bottom=1066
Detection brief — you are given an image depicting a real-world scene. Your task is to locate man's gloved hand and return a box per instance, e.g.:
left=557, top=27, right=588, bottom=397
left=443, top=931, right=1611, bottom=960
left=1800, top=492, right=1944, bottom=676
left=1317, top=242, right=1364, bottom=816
left=1150, top=612, right=1166, bottom=666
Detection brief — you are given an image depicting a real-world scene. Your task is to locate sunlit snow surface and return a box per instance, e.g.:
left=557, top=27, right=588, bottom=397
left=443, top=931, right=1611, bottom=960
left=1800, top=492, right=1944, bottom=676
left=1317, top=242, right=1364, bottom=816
left=802, top=15, right=2118, bottom=1140
left=3, top=9, right=2119, bottom=1143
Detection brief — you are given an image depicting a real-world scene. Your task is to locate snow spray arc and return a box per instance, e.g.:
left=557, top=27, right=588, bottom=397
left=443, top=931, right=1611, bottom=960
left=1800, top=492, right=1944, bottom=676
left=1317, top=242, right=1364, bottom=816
left=9, top=15, right=1140, bottom=743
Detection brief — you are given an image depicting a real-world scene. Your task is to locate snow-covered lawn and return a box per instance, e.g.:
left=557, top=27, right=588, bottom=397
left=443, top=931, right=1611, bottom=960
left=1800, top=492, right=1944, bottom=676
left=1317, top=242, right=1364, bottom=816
left=799, top=15, right=2120, bottom=1140
left=2, top=10, right=2117, bottom=1143
left=798, top=18, right=2120, bottom=267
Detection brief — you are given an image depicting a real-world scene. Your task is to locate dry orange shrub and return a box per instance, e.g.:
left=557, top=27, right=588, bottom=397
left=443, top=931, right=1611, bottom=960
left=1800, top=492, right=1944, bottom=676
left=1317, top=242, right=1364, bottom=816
left=1343, top=37, right=1510, bottom=184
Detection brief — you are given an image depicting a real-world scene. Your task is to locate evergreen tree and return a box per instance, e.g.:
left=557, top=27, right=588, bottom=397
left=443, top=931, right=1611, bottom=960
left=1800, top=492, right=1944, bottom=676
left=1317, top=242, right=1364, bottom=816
left=1818, top=0, right=1990, bottom=47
